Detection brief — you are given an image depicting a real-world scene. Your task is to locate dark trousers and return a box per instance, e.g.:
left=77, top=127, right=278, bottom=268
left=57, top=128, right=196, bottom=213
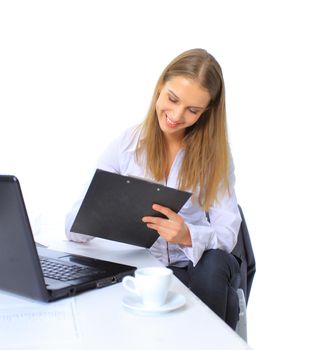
left=168, top=249, right=241, bottom=329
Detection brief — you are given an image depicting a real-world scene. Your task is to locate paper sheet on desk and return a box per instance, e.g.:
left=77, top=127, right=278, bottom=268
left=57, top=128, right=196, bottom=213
left=0, top=298, right=80, bottom=349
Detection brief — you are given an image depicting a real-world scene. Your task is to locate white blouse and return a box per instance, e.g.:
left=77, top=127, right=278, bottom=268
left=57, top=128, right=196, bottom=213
left=65, top=126, right=241, bottom=267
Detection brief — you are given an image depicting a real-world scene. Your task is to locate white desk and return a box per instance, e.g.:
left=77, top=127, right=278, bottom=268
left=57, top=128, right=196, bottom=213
left=0, top=236, right=252, bottom=350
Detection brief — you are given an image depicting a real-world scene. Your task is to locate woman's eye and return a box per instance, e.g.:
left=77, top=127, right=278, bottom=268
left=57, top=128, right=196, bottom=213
left=189, top=109, right=198, bottom=114
left=168, top=96, right=177, bottom=103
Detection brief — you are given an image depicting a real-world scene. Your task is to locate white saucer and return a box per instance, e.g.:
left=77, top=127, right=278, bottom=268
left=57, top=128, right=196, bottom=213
left=122, top=291, right=186, bottom=315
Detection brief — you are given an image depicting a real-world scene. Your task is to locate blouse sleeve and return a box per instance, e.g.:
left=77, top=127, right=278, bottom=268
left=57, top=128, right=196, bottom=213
left=179, top=155, right=242, bottom=266
left=64, top=131, right=127, bottom=242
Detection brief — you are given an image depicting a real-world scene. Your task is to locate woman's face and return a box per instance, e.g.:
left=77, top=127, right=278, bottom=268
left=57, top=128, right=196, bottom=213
left=156, top=76, right=210, bottom=141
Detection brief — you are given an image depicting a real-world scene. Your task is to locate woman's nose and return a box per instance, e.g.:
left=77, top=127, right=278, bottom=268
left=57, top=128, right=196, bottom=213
left=172, top=106, right=185, bottom=121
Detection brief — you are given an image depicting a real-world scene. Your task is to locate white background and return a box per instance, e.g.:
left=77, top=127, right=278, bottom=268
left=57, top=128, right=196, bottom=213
left=1, top=1, right=313, bottom=349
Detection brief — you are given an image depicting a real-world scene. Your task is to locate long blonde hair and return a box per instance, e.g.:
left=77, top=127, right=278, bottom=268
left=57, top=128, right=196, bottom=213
left=136, top=48, right=230, bottom=210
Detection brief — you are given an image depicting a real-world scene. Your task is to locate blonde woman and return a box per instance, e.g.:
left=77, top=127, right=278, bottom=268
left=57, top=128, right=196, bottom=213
left=66, top=49, right=242, bottom=328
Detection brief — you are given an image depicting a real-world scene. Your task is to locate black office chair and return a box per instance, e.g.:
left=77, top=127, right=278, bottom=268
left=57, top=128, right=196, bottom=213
left=232, top=205, right=256, bottom=341
left=205, top=205, right=255, bottom=340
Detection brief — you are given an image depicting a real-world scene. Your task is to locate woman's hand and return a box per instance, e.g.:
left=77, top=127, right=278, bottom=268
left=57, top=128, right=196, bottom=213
left=142, top=204, right=192, bottom=246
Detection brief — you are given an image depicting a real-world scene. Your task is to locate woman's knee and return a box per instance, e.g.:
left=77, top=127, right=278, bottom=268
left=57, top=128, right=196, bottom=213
left=191, top=249, right=239, bottom=281
left=188, top=249, right=240, bottom=327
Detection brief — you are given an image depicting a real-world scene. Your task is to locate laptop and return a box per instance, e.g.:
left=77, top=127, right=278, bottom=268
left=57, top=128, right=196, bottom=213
left=0, top=175, right=136, bottom=302
left=71, top=169, right=192, bottom=248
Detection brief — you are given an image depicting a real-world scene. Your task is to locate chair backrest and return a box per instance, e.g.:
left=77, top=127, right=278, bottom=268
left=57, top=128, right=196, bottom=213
left=231, top=205, right=256, bottom=303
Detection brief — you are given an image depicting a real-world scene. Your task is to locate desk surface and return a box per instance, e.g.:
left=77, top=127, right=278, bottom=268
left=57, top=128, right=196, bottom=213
left=0, top=235, right=252, bottom=350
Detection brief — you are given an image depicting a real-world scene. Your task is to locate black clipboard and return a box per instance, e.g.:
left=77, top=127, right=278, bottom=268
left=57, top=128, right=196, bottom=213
left=71, top=169, right=192, bottom=248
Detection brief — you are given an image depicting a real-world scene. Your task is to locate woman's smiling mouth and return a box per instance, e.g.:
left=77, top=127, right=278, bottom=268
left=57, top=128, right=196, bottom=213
left=166, top=114, right=181, bottom=128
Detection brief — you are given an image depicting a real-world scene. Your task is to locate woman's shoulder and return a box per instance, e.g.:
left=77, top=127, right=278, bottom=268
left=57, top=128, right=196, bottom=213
left=117, top=124, right=142, bottom=152
left=96, top=124, right=142, bottom=173
left=120, top=124, right=141, bottom=139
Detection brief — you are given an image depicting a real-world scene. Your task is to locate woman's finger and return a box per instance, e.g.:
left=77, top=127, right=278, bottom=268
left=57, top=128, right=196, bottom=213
left=151, top=204, right=178, bottom=221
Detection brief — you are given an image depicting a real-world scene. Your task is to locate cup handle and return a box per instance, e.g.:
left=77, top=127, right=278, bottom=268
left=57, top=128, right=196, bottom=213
left=122, top=276, right=139, bottom=295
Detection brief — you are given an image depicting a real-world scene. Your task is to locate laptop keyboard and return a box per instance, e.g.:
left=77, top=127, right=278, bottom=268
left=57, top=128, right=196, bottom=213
left=40, top=257, right=99, bottom=282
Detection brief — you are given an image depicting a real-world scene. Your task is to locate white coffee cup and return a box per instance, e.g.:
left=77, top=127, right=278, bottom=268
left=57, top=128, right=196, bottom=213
left=122, top=267, right=173, bottom=308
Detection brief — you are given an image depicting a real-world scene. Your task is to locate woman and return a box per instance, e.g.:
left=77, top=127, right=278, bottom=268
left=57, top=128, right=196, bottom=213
left=65, top=48, right=242, bottom=328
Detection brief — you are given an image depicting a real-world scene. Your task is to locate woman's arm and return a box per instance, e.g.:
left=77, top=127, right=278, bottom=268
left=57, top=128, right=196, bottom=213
left=181, top=154, right=241, bottom=266
left=142, top=154, right=241, bottom=266
left=64, top=132, right=125, bottom=242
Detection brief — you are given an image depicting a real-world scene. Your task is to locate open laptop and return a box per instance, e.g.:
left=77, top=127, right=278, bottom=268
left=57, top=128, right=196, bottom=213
left=0, top=175, right=136, bottom=302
